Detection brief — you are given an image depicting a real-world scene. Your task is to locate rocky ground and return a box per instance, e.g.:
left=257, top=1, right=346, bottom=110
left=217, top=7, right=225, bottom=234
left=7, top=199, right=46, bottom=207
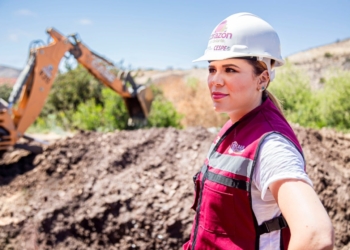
left=0, top=125, right=349, bottom=250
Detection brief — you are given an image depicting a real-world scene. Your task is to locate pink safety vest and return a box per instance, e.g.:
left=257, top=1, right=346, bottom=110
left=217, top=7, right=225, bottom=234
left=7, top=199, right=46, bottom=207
left=183, top=97, right=304, bottom=250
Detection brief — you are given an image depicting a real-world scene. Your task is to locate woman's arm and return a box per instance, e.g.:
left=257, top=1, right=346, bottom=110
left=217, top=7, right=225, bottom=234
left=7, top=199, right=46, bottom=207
left=270, top=179, right=334, bottom=250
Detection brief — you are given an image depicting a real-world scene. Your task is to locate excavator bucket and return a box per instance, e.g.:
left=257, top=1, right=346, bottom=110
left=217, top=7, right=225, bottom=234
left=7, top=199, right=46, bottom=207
left=124, top=85, right=153, bottom=120
left=119, top=71, right=153, bottom=122
left=137, top=85, right=153, bottom=118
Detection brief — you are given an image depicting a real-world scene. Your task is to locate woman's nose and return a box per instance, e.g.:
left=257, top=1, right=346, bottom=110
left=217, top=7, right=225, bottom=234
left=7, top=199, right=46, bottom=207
left=209, top=73, right=224, bottom=86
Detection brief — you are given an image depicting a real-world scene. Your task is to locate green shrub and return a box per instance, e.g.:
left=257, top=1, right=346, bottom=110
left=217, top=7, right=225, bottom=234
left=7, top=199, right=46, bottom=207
left=147, top=86, right=183, bottom=128
left=71, top=86, right=129, bottom=132
left=269, top=63, right=323, bottom=128
left=324, top=52, right=333, bottom=58
left=70, top=84, right=183, bottom=131
left=28, top=113, right=68, bottom=134
left=270, top=64, right=350, bottom=131
left=41, top=65, right=103, bottom=118
left=147, top=96, right=183, bottom=128
left=318, top=71, right=350, bottom=130
left=99, top=88, right=129, bottom=131
left=72, top=99, right=104, bottom=131
left=0, top=84, right=12, bottom=101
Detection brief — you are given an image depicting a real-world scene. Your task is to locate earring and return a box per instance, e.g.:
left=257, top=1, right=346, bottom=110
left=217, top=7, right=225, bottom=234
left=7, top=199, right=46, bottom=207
left=260, top=86, right=265, bottom=92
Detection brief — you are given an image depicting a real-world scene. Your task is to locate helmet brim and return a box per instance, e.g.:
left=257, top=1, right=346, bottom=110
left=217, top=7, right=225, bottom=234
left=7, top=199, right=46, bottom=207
left=192, top=52, right=284, bottom=67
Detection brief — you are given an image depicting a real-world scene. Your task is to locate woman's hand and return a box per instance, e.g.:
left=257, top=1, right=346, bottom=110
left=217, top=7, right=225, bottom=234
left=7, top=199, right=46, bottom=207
left=270, top=179, right=334, bottom=250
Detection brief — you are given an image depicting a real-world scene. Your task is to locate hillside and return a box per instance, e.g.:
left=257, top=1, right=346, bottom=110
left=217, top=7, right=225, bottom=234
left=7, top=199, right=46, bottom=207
left=0, top=65, right=21, bottom=78
left=0, top=65, right=21, bottom=87
left=286, top=38, right=350, bottom=89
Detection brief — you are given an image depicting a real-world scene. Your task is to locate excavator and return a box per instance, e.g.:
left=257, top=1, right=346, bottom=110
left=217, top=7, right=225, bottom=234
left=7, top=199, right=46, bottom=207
left=0, top=28, right=153, bottom=154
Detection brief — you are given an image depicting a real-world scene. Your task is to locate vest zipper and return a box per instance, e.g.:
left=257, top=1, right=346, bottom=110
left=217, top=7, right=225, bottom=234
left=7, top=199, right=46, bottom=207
left=191, top=121, right=240, bottom=250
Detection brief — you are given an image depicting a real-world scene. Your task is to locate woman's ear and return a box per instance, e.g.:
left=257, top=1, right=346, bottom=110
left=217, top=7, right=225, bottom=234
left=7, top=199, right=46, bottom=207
left=259, top=70, right=270, bottom=85
left=256, top=70, right=270, bottom=91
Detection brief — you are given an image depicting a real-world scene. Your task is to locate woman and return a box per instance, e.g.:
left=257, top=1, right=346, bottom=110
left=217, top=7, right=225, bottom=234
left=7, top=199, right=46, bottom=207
left=183, top=13, right=334, bottom=250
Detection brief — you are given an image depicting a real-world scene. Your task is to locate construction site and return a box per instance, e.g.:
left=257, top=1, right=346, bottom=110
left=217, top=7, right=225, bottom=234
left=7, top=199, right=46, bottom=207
left=0, top=27, right=350, bottom=250
left=1, top=69, right=350, bottom=250
left=0, top=122, right=349, bottom=250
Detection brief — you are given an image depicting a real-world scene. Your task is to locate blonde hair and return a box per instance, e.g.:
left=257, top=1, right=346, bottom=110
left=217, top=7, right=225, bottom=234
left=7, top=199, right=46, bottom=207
left=245, top=58, right=284, bottom=116
left=265, top=89, right=284, bottom=115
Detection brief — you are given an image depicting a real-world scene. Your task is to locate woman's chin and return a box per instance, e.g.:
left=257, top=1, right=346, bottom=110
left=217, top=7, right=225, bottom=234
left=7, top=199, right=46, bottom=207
left=213, top=106, right=226, bottom=113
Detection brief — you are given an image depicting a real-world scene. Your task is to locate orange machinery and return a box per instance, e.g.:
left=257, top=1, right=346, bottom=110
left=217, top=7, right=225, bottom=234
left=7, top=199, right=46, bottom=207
left=0, top=28, right=153, bottom=153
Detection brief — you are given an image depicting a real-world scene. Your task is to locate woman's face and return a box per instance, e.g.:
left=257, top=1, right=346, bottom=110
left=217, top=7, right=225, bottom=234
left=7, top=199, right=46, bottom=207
left=208, top=58, right=263, bottom=121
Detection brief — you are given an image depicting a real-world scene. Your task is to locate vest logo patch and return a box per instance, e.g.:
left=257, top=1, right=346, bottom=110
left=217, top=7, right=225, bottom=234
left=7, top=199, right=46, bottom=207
left=228, top=141, right=245, bottom=153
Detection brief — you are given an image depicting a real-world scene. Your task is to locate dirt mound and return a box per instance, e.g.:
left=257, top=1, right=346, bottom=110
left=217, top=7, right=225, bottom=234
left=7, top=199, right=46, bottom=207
left=294, top=126, right=350, bottom=249
left=0, top=126, right=349, bottom=250
left=0, top=128, right=214, bottom=250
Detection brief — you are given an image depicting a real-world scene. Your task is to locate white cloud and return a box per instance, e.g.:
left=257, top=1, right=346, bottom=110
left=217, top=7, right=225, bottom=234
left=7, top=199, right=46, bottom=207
left=79, top=19, right=93, bottom=25
left=15, top=9, right=37, bottom=17
left=8, top=33, right=19, bottom=42
left=7, top=30, right=33, bottom=42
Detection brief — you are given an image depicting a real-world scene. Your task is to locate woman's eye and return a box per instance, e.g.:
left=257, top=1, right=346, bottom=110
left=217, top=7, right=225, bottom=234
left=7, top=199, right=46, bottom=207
left=208, top=68, right=216, bottom=73
left=226, top=68, right=236, bottom=73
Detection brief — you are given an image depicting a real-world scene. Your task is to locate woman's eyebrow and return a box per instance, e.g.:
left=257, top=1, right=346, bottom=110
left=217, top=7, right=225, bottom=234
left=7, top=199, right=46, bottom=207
left=208, top=63, right=240, bottom=69
left=222, top=64, right=240, bottom=69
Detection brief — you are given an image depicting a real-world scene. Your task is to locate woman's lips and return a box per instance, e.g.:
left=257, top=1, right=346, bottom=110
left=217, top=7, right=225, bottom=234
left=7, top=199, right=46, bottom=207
left=212, top=92, right=229, bottom=100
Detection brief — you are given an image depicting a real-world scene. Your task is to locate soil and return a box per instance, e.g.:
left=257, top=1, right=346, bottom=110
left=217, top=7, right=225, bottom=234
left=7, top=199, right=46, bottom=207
left=0, top=125, right=349, bottom=250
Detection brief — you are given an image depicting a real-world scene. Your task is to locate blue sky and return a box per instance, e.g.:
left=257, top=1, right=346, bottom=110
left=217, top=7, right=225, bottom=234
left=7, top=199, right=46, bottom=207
left=0, top=0, right=349, bottom=71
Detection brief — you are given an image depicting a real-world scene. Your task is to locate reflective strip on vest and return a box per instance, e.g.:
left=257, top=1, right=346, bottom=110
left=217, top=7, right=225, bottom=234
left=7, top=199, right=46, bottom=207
left=208, top=151, right=253, bottom=178
left=201, top=164, right=249, bottom=191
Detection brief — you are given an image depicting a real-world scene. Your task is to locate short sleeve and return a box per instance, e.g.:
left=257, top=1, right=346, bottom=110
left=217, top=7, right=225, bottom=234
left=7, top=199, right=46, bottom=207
left=253, top=133, right=313, bottom=201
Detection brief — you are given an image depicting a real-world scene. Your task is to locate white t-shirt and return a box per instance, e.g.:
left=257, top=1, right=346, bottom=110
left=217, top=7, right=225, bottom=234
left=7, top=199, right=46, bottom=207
left=252, top=133, right=313, bottom=250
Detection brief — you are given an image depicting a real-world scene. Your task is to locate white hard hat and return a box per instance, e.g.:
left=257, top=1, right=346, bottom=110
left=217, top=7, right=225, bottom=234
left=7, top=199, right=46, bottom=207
left=193, top=12, right=284, bottom=81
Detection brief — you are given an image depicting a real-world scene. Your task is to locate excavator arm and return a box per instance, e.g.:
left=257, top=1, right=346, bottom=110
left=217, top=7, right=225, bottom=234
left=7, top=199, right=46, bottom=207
left=0, top=28, right=153, bottom=152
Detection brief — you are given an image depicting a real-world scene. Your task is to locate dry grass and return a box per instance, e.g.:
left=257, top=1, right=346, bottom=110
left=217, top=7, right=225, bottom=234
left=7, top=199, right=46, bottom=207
left=154, top=71, right=227, bottom=128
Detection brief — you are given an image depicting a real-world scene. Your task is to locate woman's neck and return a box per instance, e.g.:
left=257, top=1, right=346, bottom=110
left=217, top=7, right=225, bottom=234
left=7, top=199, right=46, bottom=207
left=228, top=97, right=263, bottom=124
